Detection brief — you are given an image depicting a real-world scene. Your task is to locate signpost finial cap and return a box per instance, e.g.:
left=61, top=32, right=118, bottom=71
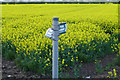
left=53, top=17, right=59, bottom=21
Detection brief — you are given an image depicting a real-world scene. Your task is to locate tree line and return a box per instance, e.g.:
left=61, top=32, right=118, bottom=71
left=2, top=0, right=119, bottom=4
left=3, top=0, right=119, bottom=2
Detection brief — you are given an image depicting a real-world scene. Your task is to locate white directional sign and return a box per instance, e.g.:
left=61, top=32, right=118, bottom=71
left=59, top=22, right=67, bottom=35
left=45, top=22, right=67, bottom=40
left=45, top=27, right=54, bottom=39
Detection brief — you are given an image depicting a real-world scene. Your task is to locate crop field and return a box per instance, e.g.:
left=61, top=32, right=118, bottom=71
left=2, top=4, right=119, bottom=77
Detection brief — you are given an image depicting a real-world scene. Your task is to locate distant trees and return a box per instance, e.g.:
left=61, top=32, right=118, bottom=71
left=11, top=0, right=16, bottom=4
left=3, top=0, right=119, bottom=3
left=4, top=0, right=9, bottom=2
left=19, top=0, right=23, bottom=2
left=62, top=0, right=67, bottom=2
left=77, top=0, right=119, bottom=2
left=69, top=0, right=78, bottom=2
left=69, top=0, right=73, bottom=2
left=79, top=0, right=84, bottom=2
left=41, top=0, right=45, bottom=2
left=11, top=0, right=15, bottom=2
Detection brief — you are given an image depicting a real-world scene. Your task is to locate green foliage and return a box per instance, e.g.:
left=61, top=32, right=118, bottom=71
left=113, top=55, right=120, bottom=66
left=73, top=62, right=82, bottom=78
left=95, top=60, right=104, bottom=75
left=105, top=63, right=115, bottom=71
left=2, top=4, right=119, bottom=77
left=2, top=40, right=17, bottom=60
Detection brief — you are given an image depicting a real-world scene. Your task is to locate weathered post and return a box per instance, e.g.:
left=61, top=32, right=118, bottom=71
left=52, top=17, right=59, bottom=79
left=45, top=17, right=67, bottom=79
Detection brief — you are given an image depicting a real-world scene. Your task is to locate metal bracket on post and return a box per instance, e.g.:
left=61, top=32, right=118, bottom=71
left=52, top=38, right=59, bottom=41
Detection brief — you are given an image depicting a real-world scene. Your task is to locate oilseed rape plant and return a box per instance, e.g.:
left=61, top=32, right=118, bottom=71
left=2, top=4, right=119, bottom=77
left=107, top=69, right=118, bottom=78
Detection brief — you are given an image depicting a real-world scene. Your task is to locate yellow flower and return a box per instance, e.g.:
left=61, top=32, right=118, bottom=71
left=76, top=59, right=78, bottom=61
left=68, top=52, right=70, bottom=55
left=113, top=69, right=117, bottom=77
left=46, top=64, right=48, bottom=66
left=45, top=60, right=47, bottom=63
left=108, top=72, right=113, bottom=77
left=76, top=57, right=78, bottom=61
left=71, top=58, right=73, bottom=62
left=105, top=41, right=107, bottom=43
left=34, top=57, right=35, bottom=60
left=62, top=59, right=65, bottom=64
left=24, top=53, right=26, bottom=56
left=16, top=51, right=18, bottom=53
left=49, top=52, right=51, bottom=55
left=111, top=46, right=113, bottom=48
left=107, top=76, right=110, bottom=78
left=65, top=64, right=68, bottom=67
left=47, top=58, right=50, bottom=61
left=58, top=57, right=60, bottom=60
left=75, top=49, right=77, bottom=52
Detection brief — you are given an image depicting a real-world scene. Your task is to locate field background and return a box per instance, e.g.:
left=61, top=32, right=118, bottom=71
left=2, top=4, right=119, bottom=78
